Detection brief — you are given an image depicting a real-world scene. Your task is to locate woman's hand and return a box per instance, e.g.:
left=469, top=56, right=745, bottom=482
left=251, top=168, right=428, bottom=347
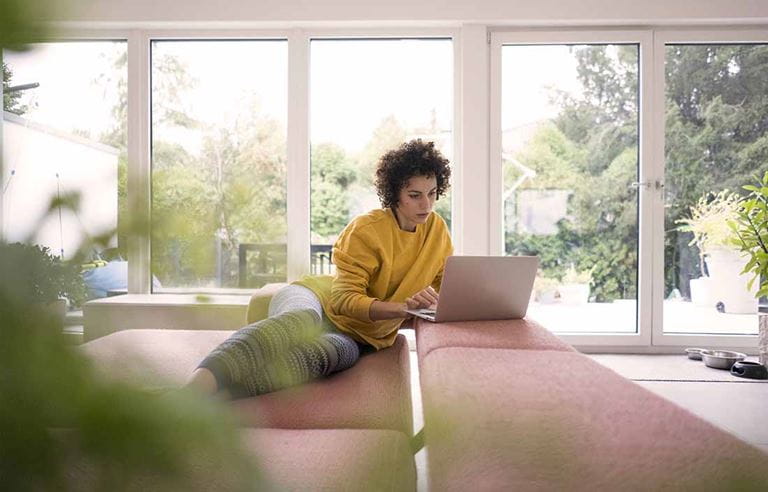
left=405, top=286, right=439, bottom=310
left=369, top=287, right=439, bottom=320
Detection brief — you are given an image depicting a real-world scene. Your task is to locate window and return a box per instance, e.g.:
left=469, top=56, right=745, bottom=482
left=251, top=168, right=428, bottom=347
left=3, top=41, right=127, bottom=296
left=149, top=40, right=288, bottom=291
left=499, top=43, right=640, bottom=334
left=309, top=38, right=454, bottom=273
left=662, top=43, right=768, bottom=336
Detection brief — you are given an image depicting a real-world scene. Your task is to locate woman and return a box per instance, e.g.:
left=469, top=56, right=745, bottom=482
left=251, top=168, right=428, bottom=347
left=187, top=139, right=453, bottom=398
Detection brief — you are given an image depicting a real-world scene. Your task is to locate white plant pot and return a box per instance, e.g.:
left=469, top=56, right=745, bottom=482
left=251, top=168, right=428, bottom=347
left=705, top=247, right=758, bottom=314
left=689, top=276, right=715, bottom=308
left=537, top=289, right=559, bottom=304
left=559, top=283, right=590, bottom=305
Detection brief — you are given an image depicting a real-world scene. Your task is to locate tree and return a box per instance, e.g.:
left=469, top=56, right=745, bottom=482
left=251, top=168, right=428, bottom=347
left=510, top=43, right=768, bottom=301
left=506, top=45, right=640, bottom=301
left=99, top=46, right=202, bottom=279
left=2, top=62, right=27, bottom=114
left=355, top=115, right=407, bottom=188
left=664, top=44, right=768, bottom=295
left=311, top=143, right=356, bottom=239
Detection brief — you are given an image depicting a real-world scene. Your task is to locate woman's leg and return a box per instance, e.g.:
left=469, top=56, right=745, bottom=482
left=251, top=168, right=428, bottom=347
left=189, top=285, right=360, bottom=397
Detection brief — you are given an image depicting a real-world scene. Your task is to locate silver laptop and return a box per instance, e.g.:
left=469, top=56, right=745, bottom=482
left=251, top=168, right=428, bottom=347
left=406, top=255, right=539, bottom=322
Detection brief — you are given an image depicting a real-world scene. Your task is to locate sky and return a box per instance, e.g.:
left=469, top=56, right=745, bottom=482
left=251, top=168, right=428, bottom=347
left=5, top=40, right=593, bottom=157
left=6, top=39, right=457, bottom=155
left=4, top=42, right=122, bottom=140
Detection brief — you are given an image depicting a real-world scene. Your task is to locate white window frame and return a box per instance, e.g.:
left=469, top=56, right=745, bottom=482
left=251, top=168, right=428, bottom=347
left=15, top=24, right=766, bottom=353
left=490, top=29, right=655, bottom=350
left=304, top=28, right=462, bottom=257
left=139, top=29, right=294, bottom=293
left=651, top=27, right=768, bottom=352
left=28, top=27, right=460, bottom=294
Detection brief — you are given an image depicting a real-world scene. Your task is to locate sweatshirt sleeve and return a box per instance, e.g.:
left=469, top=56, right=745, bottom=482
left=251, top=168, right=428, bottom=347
left=330, top=224, right=379, bottom=322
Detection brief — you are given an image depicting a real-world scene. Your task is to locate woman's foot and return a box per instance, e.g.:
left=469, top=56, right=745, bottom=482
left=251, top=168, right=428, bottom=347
left=185, top=367, right=219, bottom=395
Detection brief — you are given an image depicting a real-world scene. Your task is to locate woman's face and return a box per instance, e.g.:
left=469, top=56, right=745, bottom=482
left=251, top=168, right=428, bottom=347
left=394, top=174, right=438, bottom=232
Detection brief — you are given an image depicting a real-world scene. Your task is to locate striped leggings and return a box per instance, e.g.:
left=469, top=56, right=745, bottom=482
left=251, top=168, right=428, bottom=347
left=198, top=285, right=362, bottom=398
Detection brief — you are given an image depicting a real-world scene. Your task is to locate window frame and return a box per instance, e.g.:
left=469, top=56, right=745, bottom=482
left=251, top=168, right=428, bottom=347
left=8, top=24, right=766, bottom=353
left=144, top=32, right=292, bottom=292
left=23, top=27, right=460, bottom=294
left=651, top=27, right=768, bottom=351
left=305, top=32, right=460, bottom=259
left=490, top=29, right=655, bottom=349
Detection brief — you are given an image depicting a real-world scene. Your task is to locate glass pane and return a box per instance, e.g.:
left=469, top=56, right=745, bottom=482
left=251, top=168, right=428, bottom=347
left=501, top=44, right=640, bottom=334
left=151, top=40, right=287, bottom=291
left=3, top=41, right=127, bottom=303
left=310, top=38, right=453, bottom=272
left=663, top=44, right=768, bottom=335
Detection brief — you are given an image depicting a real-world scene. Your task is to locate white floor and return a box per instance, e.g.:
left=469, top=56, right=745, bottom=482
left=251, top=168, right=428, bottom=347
left=409, top=351, right=768, bottom=492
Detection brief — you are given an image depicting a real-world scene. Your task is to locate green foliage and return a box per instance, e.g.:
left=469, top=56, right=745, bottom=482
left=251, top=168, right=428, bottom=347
left=0, top=242, right=87, bottom=307
left=434, top=190, right=452, bottom=231
left=507, top=219, right=637, bottom=302
left=0, top=0, right=58, bottom=51
left=0, top=276, right=263, bottom=490
left=2, top=61, right=27, bottom=114
left=507, top=46, right=639, bottom=302
left=508, top=122, right=583, bottom=191
left=664, top=44, right=768, bottom=296
left=355, top=115, right=407, bottom=188
left=508, top=43, right=768, bottom=301
left=0, top=4, right=265, bottom=488
left=311, top=143, right=357, bottom=238
left=729, top=171, right=768, bottom=298
left=676, top=190, right=741, bottom=273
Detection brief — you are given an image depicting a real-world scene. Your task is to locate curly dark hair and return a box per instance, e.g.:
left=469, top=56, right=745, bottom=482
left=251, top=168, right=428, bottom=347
left=374, top=139, right=452, bottom=209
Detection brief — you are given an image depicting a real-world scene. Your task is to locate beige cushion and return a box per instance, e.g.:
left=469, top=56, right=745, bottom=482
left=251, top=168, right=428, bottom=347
left=246, top=283, right=289, bottom=323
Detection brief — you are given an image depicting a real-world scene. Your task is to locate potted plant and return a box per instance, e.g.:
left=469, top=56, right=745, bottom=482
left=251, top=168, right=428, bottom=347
left=534, top=275, right=561, bottom=304
left=0, top=242, right=87, bottom=317
left=558, top=265, right=592, bottom=305
left=676, top=190, right=757, bottom=313
left=729, top=171, right=768, bottom=366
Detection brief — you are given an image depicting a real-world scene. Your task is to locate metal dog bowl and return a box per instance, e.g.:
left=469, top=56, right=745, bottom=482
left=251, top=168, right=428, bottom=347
left=701, top=350, right=746, bottom=370
left=684, top=347, right=706, bottom=360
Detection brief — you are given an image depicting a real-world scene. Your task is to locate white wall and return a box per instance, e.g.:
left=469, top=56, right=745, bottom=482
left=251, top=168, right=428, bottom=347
left=57, top=0, right=768, bottom=25
left=2, top=112, right=118, bottom=259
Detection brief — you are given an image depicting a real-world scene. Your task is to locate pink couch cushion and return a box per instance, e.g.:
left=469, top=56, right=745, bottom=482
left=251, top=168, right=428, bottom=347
left=82, top=330, right=413, bottom=435
left=245, top=428, right=415, bottom=491
left=231, top=334, right=412, bottom=434
left=65, top=428, right=415, bottom=490
left=421, top=348, right=768, bottom=491
left=82, top=329, right=234, bottom=387
left=415, top=317, right=573, bottom=363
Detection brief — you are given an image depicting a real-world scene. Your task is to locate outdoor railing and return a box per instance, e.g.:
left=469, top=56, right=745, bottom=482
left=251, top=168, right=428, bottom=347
left=238, top=243, right=333, bottom=288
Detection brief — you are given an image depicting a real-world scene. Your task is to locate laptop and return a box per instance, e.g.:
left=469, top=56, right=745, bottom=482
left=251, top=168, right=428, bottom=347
left=405, top=255, right=539, bottom=322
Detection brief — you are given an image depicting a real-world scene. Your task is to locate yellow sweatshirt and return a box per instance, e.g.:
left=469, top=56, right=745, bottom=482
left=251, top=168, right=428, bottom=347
left=295, top=208, right=453, bottom=350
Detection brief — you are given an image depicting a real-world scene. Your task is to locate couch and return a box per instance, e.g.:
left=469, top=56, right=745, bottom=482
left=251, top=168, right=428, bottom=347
left=415, top=317, right=768, bottom=491
left=81, top=283, right=416, bottom=491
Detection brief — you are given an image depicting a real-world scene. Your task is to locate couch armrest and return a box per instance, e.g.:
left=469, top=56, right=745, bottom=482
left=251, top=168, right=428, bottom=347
left=246, top=283, right=289, bottom=324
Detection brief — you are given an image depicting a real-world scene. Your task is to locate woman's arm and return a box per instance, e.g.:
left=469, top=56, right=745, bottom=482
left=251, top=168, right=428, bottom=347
left=369, top=286, right=440, bottom=321
left=369, top=300, right=408, bottom=320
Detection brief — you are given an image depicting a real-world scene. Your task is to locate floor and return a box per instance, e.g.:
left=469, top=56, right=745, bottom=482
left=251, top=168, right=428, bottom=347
left=408, top=351, right=768, bottom=492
